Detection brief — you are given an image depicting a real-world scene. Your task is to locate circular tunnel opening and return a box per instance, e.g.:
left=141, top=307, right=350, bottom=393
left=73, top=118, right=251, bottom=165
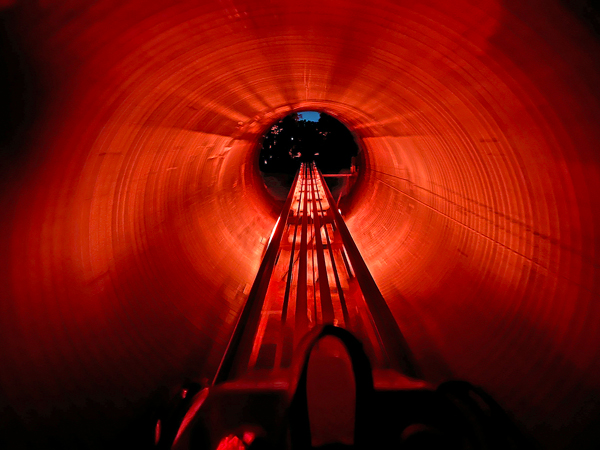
left=258, top=110, right=359, bottom=203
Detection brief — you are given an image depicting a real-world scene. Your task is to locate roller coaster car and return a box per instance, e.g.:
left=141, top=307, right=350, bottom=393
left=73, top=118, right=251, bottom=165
left=154, top=326, right=530, bottom=450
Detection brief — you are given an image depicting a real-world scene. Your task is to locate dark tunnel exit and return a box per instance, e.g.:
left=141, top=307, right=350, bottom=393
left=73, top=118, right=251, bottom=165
left=259, top=111, right=359, bottom=204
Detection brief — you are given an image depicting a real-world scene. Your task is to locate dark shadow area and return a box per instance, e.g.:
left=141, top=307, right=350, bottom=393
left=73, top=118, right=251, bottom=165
left=259, top=112, right=359, bottom=202
left=0, top=6, right=41, bottom=166
left=562, top=0, right=600, bottom=36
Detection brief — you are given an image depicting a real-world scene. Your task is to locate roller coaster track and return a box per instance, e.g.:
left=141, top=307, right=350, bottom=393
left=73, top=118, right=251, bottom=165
left=214, top=162, right=418, bottom=385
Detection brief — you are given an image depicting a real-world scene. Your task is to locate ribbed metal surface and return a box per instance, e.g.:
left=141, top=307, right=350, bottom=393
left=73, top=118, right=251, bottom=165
left=1, top=1, right=599, bottom=448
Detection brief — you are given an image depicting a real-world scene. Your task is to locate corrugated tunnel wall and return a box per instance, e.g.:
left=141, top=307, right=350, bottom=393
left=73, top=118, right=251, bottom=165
left=1, top=0, right=599, bottom=448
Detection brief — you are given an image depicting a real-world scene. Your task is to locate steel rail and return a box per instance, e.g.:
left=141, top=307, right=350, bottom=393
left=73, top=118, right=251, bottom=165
left=311, top=165, right=351, bottom=327
left=309, top=167, right=335, bottom=324
left=212, top=169, right=301, bottom=384
left=315, top=166, right=420, bottom=378
left=295, top=165, right=309, bottom=338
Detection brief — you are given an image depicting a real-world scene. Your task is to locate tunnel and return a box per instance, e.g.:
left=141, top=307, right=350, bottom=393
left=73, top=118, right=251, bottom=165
left=0, top=0, right=599, bottom=448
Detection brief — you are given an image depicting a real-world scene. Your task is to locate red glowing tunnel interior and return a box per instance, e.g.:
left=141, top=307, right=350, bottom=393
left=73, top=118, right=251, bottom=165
left=1, top=0, right=600, bottom=448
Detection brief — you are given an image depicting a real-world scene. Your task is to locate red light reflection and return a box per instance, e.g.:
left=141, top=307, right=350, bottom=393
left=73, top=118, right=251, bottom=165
left=1, top=0, right=599, bottom=448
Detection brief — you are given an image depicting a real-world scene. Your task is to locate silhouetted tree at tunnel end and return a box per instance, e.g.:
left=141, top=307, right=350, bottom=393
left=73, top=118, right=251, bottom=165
left=259, top=112, right=359, bottom=201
